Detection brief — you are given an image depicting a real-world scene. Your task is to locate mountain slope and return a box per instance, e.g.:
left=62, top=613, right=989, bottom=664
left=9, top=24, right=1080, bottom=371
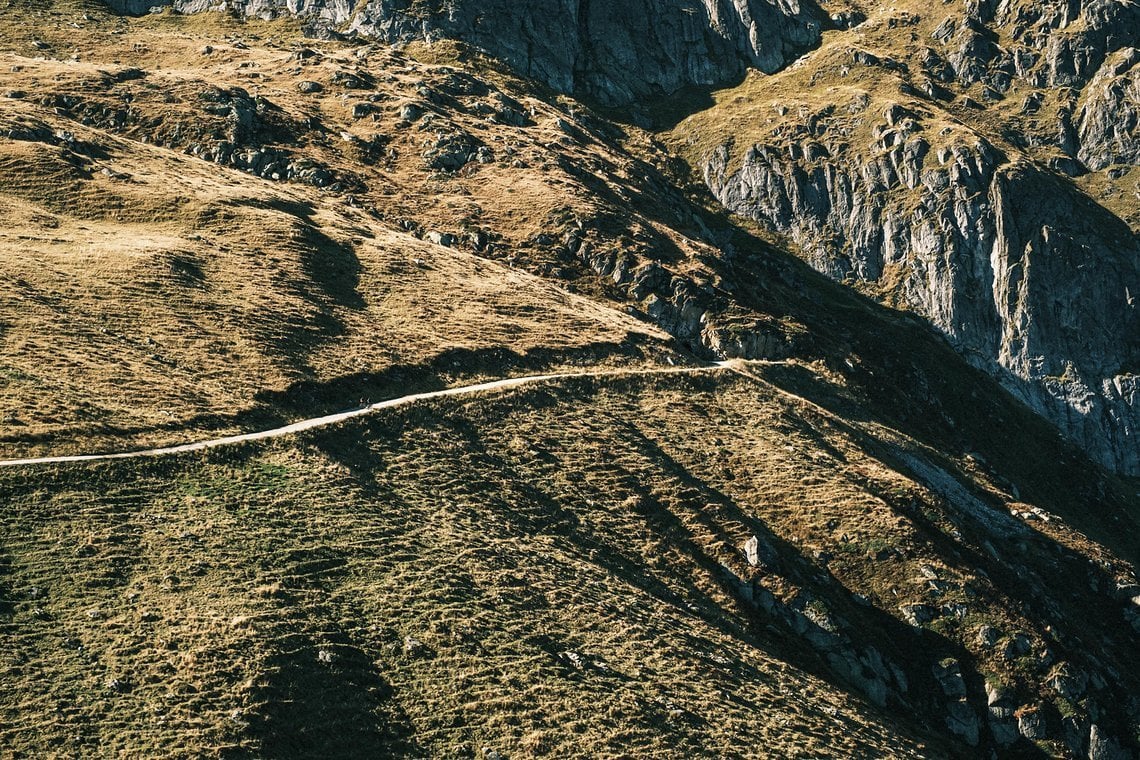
left=91, top=0, right=1140, bottom=480
left=103, top=0, right=827, bottom=106
left=1, top=2, right=1139, bottom=758
left=667, top=0, right=1140, bottom=475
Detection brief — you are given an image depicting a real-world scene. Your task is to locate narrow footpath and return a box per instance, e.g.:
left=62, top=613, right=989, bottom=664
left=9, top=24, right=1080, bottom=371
left=0, top=362, right=740, bottom=468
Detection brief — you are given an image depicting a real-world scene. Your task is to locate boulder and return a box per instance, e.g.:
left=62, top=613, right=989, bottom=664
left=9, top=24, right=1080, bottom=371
left=742, top=534, right=778, bottom=569
left=1088, top=724, right=1130, bottom=760
left=1018, top=707, right=1047, bottom=740
left=933, top=658, right=967, bottom=698
left=899, top=603, right=938, bottom=627
left=1047, top=662, right=1089, bottom=701
left=945, top=700, right=980, bottom=746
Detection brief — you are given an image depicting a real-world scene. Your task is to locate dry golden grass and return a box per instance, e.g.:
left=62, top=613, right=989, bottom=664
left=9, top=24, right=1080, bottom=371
left=0, top=44, right=690, bottom=457
left=0, top=370, right=947, bottom=758
left=2, top=364, right=1137, bottom=757
left=2, top=5, right=1140, bottom=758
left=0, top=2, right=755, bottom=458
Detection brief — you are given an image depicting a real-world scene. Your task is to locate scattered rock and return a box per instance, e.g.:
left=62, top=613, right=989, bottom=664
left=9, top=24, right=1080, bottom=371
left=933, top=658, right=967, bottom=698
left=297, top=80, right=323, bottom=94
left=1046, top=662, right=1089, bottom=701
left=332, top=70, right=373, bottom=89
left=423, top=131, right=482, bottom=172
left=558, top=651, right=585, bottom=669
left=899, top=603, right=938, bottom=627
left=990, top=716, right=1019, bottom=746
left=402, top=636, right=427, bottom=658
left=940, top=602, right=969, bottom=619
left=1088, top=723, right=1129, bottom=760
left=945, top=699, right=980, bottom=746
left=399, top=103, right=425, bottom=123
left=1018, top=707, right=1046, bottom=740
left=742, top=535, right=777, bottom=569
left=426, top=231, right=455, bottom=248
left=986, top=681, right=1012, bottom=709
left=1002, top=632, right=1033, bottom=660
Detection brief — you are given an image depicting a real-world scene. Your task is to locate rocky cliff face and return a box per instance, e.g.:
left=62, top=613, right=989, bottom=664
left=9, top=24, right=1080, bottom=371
left=677, top=0, right=1140, bottom=475
left=702, top=93, right=1140, bottom=474
left=1078, top=47, right=1140, bottom=171
left=104, top=0, right=824, bottom=105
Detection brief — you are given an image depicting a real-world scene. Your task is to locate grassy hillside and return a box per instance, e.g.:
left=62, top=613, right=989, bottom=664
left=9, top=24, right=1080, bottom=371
left=0, top=371, right=953, bottom=758
left=0, top=11, right=690, bottom=457
left=3, top=363, right=1139, bottom=757
left=2, top=3, right=1140, bottom=758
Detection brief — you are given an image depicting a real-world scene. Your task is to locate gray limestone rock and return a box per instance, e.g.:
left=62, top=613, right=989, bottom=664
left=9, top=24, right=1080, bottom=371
left=1089, top=724, right=1130, bottom=760
left=899, top=603, right=938, bottom=627
left=1078, top=48, right=1140, bottom=170
left=1047, top=662, right=1090, bottom=701
left=704, top=108, right=1140, bottom=475
left=742, top=534, right=778, bottom=569
left=1019, top=707, right=1047, bottom=740
left=933, top=658, right=967, bottom=698
left=945, top=699, right=981, bottom=746
left=103, top=0, right=824, bottom=107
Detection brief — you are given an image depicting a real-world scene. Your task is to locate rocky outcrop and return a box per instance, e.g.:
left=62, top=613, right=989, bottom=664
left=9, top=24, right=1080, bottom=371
left=927, top=0, right=1140, bottom=93
left=577, top=236, right=802, bottom=361
left=914, top=0, right=1140, bottom=171
left=1078, top=48, right=1140, bottom=170
left=703, top=100, right=1140, bottom=473
left=102, top=0, right=824, bottom=106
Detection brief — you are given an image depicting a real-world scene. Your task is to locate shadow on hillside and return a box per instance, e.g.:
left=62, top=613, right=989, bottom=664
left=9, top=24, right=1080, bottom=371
left=238, top=633, right=419, bottom=759
left=304, top=388, right=971, bottom=753
left=744, top=361, right=1140, bottom=693
left=242, top=196, right=366, bottom=312
left=303, top=369, right=1140, bottom=755
left=0, top=336, right=680, bottom=453
left=751, top=355, right=1140, bottom=567
left=46, top=369, right=1132, bottom=756
left=252, top=335, right=675, bottom=418
left=0, top=552, right=14, bottom=618
left=594, top=413, right=986, bottom=752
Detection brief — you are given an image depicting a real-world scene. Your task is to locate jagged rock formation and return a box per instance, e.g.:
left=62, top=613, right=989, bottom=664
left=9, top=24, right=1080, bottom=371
left=919, top=0, right=1140, bottom=172
left=701, top=95, right=1140, bottom=474
left=1078, top=47, right=1140, bottom=171
left=674, top=0, right=1140, bottom=475
left=103, top=0, right=825, bottom=105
